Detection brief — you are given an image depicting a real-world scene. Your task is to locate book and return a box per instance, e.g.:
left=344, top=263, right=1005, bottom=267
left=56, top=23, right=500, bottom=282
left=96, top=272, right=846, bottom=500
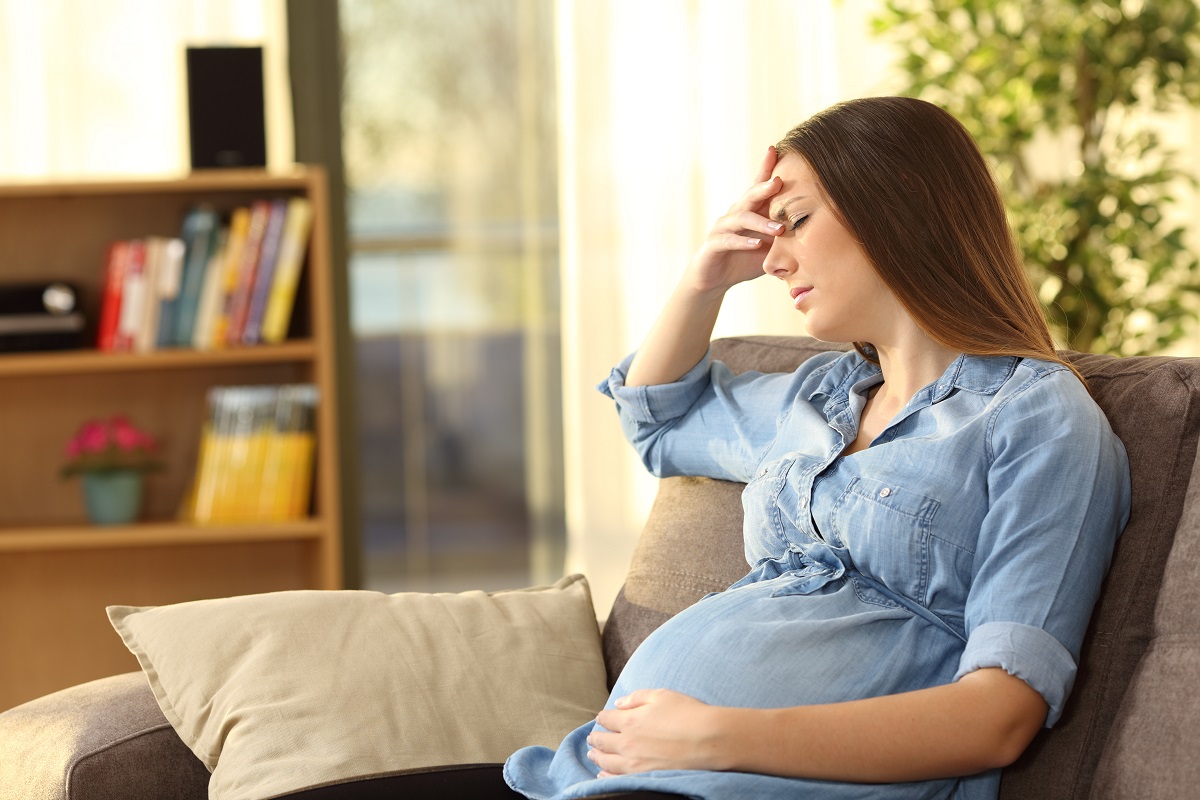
left=134, top=237, right=184, bottom=352
left=172, top=206, right=219, bottom=346
left=187, top=383, right=319, bottom=523
left=153, top=237, right=186, bottom=349
left=114, top=239, right=146, bottom=353
left=192, top=226, right=229, bottom=350
left=224, top=199, right=272, bottom=346
left=133, top=238, right=163, bottom=353
left=240, top=198, right=288, bottom=345
left=96, top=241, right=130, bottom=352
left=260, top=197, right=313, bottom=344
left=208, top=207, right=251, bottom=349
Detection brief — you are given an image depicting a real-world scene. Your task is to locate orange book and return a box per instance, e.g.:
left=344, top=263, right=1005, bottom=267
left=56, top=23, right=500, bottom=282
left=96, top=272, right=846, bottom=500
left=208, top=208, right=250, bottom=349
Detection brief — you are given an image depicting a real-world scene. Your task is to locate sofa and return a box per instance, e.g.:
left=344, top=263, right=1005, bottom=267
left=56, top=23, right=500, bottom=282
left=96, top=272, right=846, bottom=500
left=2, top=335, right=1199, bottom=800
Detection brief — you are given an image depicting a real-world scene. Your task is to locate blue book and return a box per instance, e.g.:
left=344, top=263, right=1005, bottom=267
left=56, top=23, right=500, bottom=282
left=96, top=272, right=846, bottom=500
left=173, top=206, right=219, bottom=347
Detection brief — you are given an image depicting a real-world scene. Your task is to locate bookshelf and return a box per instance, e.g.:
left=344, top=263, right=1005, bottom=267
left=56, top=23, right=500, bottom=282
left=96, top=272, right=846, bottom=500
left=0, top=167, right=342, bottom=711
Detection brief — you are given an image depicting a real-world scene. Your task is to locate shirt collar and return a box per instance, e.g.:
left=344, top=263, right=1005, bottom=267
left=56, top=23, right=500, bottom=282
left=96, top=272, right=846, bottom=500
left=809, top=350, right=1021, bottom=405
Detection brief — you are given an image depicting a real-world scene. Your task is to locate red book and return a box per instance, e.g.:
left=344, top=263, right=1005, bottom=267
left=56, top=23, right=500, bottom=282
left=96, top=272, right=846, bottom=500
left=114, top=239, right=146, bottom=353
left=96, top=241, right=129, bottom=352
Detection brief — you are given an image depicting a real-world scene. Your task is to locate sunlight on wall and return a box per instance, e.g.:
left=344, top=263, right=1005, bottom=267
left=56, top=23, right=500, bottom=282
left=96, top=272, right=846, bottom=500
left=557, top=0, right=905, bottom=612
left=0, top=0, right=291, bottom=179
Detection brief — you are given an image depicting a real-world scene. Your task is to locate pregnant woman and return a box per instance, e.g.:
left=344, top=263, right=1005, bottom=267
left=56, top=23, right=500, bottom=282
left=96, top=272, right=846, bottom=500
left=504, top=96, right=1130, bottom=800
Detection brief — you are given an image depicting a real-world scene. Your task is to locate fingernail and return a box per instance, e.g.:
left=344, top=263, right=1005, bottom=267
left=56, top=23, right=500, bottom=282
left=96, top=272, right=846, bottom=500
left=615, top=696, right=629, bottom=708
left=747, top=238, right=762, bottom=246
left=768, top=222, right=783, bottom=231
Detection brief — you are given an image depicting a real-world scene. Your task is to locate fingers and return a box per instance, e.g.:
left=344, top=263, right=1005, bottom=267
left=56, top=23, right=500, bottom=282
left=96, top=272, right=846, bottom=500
left=753, top=145, right=778, bottom=183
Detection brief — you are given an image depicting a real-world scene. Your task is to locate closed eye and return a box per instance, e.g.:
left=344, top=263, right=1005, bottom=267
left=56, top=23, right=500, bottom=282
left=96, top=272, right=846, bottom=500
left=790, top=215, right=810, bottom=231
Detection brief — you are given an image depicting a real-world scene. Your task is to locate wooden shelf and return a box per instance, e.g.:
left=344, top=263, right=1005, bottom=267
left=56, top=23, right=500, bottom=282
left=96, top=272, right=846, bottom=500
left=0, top=168, right=316, bottom=198
left=0, top=167, right=344, bottom=711
left=0, top=519, right=327, bottom=552
left=0, top=340, right=317, bottom=377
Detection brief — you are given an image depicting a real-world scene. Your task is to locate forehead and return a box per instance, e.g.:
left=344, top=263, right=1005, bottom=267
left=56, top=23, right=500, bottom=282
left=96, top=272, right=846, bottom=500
left=771, top=153, right=819, bottom=187
left=769, top=154, right=822, bottom=216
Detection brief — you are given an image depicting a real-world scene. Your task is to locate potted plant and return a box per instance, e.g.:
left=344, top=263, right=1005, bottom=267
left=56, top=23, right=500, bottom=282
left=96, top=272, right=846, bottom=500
left=874, top=0, right=1200, bottom=355
left=62, top=415, right=163, bottom=525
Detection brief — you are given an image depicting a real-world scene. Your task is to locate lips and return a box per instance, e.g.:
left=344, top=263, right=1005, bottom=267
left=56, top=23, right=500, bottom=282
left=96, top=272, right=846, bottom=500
left=790, top=286, right=813, bottom=309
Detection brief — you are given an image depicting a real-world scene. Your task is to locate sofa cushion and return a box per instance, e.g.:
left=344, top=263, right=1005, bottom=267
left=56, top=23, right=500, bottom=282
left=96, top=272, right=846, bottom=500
left=999, top=351, right=1200, bottom=799
left=108, top=574, right=609, bottom=800
left=1089, top=439, right=1200, bottom=798
left=601, top=336, right=1200, bottom=800
left=0, top=671, right=208, bottom=800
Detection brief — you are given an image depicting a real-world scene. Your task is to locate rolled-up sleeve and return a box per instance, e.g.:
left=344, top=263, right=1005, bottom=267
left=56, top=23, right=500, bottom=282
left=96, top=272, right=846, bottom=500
left=597, top=349, right=836, bottom=484
left=597, top=350, right=714, bottom=425
left=954, top=368, right=1131, bottom=727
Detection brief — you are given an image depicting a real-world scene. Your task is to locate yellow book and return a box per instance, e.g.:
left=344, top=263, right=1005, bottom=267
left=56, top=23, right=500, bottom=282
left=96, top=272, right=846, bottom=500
left=261, top=198, right=313, bottom=344
left=278, top=431, right=315, bottom=519
left=208, top=208, right=251, bottom=350
left=257, top=427, right=290, bottom=521
left=188, top=421, right=218, bottom=522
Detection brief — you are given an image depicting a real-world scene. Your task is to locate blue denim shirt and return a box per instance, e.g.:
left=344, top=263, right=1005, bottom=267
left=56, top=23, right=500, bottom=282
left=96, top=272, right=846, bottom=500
left=506, top=348, right=1130, bottom=800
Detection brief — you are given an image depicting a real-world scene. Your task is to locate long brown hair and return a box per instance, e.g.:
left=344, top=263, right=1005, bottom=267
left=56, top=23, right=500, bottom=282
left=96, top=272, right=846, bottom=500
left=775, top=96, right=1083, bottom=384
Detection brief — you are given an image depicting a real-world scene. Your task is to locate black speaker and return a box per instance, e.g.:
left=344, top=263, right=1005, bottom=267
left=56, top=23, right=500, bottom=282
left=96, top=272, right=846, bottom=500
left=186, top=46, right=267, bottom=170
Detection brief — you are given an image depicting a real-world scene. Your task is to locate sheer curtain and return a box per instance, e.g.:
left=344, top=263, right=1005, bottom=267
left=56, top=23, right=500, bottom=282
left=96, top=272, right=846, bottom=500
left=555, top=0, right=903, bottom=612
left=0, top=0, right=291, bottom=179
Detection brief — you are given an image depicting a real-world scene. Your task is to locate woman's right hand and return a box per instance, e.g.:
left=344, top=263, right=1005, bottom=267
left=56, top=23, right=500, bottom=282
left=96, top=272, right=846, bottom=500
left=685, top=145, right=785, bottom=294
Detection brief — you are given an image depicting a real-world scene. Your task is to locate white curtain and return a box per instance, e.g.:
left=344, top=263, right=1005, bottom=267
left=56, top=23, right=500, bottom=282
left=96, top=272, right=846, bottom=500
left=555, top=0, right=905, bottom=612
left=0, top=0, right=291, bottom=179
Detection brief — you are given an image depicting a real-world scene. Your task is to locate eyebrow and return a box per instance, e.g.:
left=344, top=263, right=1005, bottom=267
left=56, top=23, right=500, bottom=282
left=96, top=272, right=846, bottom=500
left=769, top=195, right=808, bottom=222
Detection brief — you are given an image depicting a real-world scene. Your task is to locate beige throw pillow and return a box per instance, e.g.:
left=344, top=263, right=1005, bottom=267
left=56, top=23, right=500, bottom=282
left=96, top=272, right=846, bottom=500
left=107, top=574, right=608, bottom=800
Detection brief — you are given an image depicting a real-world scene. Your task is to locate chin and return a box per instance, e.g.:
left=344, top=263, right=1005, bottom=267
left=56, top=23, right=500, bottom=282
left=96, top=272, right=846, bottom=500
left=801, top=318, right=855, bottom=346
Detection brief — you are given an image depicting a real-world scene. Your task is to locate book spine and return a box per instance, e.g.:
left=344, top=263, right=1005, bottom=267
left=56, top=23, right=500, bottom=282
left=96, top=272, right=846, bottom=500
left=114, top=239, right=146, bottom=353
left=173, top=206, right=219, bottom=347
left=192, top=226, right=229, bottom=350
left=209, top=208, right=251, bottom=350
left=260, top=198, right=313, bottom=344
left=240, top=198, right=288, bottom=346
left=224, top=200, right=271, bottom=346
left=96, top=241, right=129, bottom=352
left=154, top=238, right=186, bottom=349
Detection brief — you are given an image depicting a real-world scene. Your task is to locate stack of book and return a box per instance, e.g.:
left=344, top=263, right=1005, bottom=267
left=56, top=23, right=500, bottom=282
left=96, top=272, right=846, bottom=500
left=95, top=197, right=313, bottom=352
left=183, top=384, right=319, bottom=523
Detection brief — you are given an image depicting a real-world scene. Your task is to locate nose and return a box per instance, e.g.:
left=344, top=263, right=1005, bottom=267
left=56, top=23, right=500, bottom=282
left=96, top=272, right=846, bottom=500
left=762, top=236, right=794, bottom=280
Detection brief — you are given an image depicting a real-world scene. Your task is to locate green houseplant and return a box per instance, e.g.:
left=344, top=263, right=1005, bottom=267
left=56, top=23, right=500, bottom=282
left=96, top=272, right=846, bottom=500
left=62, top=415, right=162, bottom=525
left=874, top=0, right=1200, bottom=355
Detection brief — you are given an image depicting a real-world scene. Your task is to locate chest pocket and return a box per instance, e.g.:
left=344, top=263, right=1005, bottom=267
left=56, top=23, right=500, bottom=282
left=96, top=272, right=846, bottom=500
left=830, top=476, right=939, bottom=606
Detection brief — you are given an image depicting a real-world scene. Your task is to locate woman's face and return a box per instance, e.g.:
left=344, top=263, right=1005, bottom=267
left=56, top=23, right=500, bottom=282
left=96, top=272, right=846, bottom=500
left=763, top=154, right=904, bottom=345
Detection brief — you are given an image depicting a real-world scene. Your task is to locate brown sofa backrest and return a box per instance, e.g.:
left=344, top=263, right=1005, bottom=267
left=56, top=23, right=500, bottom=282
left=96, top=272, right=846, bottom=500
left=601, top=335, right=1200, bottom=800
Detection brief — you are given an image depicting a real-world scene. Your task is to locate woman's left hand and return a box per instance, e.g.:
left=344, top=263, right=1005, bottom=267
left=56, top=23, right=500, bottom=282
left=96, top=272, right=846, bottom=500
left=587, top=689, right=730, bottom=777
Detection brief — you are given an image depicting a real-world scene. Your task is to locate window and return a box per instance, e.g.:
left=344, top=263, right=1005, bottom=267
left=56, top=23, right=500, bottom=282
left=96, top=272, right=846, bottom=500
left=339, top=0, right=563, bottom=592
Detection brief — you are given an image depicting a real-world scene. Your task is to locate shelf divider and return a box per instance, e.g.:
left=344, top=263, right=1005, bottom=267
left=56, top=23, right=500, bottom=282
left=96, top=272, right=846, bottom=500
left=0, top=519, right=327, bottom=552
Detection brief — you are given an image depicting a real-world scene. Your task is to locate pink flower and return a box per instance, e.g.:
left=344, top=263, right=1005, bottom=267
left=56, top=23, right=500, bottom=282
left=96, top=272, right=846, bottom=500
left=76, top=421, right=110, bottom=454
left=109, top=415, right=158, bottom=453
left=62, top=415, right=161, bottom=477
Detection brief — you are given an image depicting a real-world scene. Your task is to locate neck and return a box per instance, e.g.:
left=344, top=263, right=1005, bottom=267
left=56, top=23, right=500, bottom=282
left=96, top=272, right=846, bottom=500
left=870, top=332, right=961, bottom=409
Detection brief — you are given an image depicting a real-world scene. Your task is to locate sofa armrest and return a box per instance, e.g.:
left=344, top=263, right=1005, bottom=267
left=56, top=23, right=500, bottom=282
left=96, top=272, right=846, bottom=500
left=0, top=672, right=208, bottom=800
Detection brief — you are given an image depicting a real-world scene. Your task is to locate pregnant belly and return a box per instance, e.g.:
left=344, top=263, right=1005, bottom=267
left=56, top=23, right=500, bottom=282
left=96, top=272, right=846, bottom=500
left=609, top=574, right=962, bottom=710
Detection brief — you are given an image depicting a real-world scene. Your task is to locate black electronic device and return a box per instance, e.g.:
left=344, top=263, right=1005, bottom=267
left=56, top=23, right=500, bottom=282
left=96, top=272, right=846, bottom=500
left=186, top=46, right=267, bottom=170
left=0, top=282, right=86, bottom=352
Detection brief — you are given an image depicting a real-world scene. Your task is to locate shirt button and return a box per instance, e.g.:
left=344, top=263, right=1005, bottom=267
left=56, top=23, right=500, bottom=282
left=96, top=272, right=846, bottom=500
left=879, top=487, right=892, bottom=498
left=800, top=498, right=808, bottom=508
left=759, top=468, right=768, bottom=477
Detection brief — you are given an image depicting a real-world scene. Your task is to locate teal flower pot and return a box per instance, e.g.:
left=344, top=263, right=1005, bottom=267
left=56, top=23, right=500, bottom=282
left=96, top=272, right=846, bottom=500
left=82, top=470, right=144, bottom=526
